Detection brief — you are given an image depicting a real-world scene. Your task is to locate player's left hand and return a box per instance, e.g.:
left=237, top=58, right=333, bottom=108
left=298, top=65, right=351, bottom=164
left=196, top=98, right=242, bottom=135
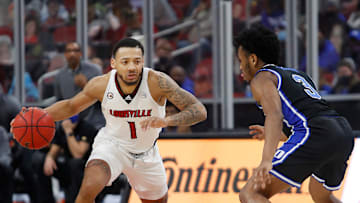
left=140, top=117, right=168, bottom=130
left=253, top=160, right=272, bottom=191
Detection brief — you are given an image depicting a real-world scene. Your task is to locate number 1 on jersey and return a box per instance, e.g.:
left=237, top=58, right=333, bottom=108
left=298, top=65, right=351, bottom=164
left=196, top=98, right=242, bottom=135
left=128, top=122, right=137, bottom=139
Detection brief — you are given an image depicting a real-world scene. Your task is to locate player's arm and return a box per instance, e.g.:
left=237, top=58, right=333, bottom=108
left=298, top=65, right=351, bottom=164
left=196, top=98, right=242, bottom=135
left=45, top=75, right=106, bottom=121
left=158, top=72, right=207, bottom=126
left=249, top=125, right=288, bottom=141
left=251, top=71, right=283, bottom=164
left=157, top=73, right=207, bottom=126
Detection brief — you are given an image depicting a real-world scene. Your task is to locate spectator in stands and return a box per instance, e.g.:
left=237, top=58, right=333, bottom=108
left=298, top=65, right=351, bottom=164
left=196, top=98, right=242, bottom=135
left=105, top=1, right=132, bottom=43
left=177, top=0, right=212, bottom=72
left=123, top=9, right=142, bottom=37
left=348, top=2, right=360, bottom=29
left=0, top=2, right=14, bottom=42
left=0, top=35, right=13, bottom=66
left=332, top=57, right=360, bottom=94
left=299, top=19, right=340, bottom=73
left=0, top=89, right=17, bottom=203
left=90, top=57, right=105, bottom=73
left=0, top=35, right=13, bottom=91
left=47, top=53, right=66, bottom=72
left=232, top=0, right=247, bottom=35
left=0, top=89, right=20, bottom=132
left=0, top=92, right=41, bottom=203
left=0, top=126, right=12, bottom=203
left=8, top=72, right=40, bottom=102
left=54, top=42, right=105, bottom=129
left=24, top=13, right=51, bottom=83
left=153, top=0, right=178, bottom=29
left=25, top=14, right=40, bottom=44
left=0, top=35, right=40, bottom=101
left=125, top=0, right=178, bottom=29
left=164, top=102, right=192, bottom=133
left=169, top=65, right=194, bottom=94
left=88, top=2, right=109, bottom=41
left=261, top=0, right=285, bottom=31
left=32, top=115, right=97, bottom=203
left=187, top=0, right=212, bottom=41
left=341, top=0, right=359, bottom=19
left=42, top=0, right=67, bottom=31
left=154, top=38, right=175, bottom=74
left=346, top=29, right=360, bottom=68
left=193, top=58, right=213, bottom=98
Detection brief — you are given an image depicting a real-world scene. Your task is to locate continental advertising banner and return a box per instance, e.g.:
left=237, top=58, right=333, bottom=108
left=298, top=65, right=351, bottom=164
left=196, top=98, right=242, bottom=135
left=129, top=139, right=351, bottom=203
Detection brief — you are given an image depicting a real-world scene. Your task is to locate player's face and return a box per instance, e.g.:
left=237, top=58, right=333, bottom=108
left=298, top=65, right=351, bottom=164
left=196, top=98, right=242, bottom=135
left=237, top=46, right=254, bottom=82
left=111, top=47, right=144, bottom=86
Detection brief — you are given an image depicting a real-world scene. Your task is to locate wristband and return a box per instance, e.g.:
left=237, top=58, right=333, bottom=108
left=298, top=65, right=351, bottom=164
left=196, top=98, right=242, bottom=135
left=66, top=133, right=74, bottom=137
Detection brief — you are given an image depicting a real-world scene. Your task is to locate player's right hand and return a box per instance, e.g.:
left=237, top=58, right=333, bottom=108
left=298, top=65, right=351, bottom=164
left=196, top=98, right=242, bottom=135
left=253, top=160, right=272, bottom=190
left=43, top=155, right=57, bottom=176
left=249, top=125, right=265, bottom=140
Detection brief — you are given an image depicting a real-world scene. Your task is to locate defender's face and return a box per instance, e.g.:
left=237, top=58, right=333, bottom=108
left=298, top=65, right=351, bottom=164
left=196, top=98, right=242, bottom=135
left=111, top=47, right=144, bottom=86
left=237, top=46, right=254, bottom=82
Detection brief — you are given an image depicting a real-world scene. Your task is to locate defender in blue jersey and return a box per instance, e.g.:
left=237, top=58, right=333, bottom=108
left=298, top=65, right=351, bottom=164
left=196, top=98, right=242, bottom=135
left=234, top=25, right=354, bottom=203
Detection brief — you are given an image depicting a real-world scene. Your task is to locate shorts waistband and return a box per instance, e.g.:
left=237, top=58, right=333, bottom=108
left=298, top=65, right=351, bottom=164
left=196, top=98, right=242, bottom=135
left=128, top=144, right=156, bottom=159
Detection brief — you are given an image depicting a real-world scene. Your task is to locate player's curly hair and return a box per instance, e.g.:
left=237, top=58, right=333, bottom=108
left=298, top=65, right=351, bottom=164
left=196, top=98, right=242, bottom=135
left=233, top=24, right=280, bottom=65
left=112, top=38, right=145, bottom=57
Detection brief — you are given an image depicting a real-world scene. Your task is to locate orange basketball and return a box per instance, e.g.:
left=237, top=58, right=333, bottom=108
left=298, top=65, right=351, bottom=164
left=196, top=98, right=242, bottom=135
left=12, top=107, right=55, bottom=149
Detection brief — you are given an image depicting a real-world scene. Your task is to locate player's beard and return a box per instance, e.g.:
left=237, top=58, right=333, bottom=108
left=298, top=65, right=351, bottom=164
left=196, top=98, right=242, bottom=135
left=242, top=61, right=252, bottom=82
left=119, top=74, right=139, bottom=86
left=119, top=70, right=143, bottom=86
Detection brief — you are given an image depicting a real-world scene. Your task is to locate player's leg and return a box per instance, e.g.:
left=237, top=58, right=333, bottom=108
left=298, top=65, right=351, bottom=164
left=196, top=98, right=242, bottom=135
left=239, top=173, right=290, bottom=203
left=309, top=177, right=341, bottom=203
left=124, top=145, right=168, bottom=203
left=308, top=116, right=354, bottom=203
left=75, top=159, right=110, bottom=203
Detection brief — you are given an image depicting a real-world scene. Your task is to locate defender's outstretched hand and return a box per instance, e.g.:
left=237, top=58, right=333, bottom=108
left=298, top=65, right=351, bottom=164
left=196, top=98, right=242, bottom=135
left=249, top=125, right=265, bottom=140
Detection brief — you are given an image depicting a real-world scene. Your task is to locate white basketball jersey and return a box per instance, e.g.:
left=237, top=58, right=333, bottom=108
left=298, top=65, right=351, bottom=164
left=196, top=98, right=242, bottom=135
left=99, top=68, right=165, bottom=153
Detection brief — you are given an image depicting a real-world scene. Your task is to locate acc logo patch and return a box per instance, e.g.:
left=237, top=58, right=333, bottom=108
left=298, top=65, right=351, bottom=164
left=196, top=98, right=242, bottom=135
left=107, top=92, right=114, bottom=99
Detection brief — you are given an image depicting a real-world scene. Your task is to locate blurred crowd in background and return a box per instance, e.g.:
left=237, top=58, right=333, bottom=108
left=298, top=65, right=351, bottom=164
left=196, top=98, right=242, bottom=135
left=1, top=0, right=360, bottom=103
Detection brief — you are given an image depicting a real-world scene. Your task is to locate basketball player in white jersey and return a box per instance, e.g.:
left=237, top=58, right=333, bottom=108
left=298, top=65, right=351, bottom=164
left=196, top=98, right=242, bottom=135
left=24, top=38, right=207, bottom=203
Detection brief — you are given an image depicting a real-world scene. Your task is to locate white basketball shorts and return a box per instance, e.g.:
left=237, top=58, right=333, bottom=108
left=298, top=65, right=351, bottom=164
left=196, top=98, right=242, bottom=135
left=86, top=134, right=168, bottom=200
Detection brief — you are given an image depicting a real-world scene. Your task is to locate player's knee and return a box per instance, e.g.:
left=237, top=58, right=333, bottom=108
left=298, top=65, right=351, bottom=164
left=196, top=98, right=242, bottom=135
left=310, top=193, right=329, bottom=203
left=309, top=187, right=331, bottom=203
left=77, top=179, right=100, bottom=202
left=76, top=191, right=94, bottom=203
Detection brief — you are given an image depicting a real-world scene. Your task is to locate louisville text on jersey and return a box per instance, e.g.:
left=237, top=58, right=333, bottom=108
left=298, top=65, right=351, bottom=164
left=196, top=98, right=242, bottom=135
left=109, top=109, right=152, bottom=118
